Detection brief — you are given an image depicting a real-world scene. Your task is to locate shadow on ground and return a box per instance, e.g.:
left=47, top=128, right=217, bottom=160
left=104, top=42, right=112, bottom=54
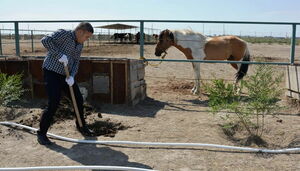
left=99, top=97, right=167, bottom=118
left=46, top=136, right=153, bottom=170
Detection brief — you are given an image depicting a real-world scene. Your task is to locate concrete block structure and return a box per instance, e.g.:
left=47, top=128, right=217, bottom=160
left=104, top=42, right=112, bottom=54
left=0, top=57, right=146, bottom=105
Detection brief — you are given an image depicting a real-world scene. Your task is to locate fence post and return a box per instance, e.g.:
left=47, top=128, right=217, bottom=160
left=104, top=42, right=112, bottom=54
left=31, top=30, right=34, bottom=53
left=14, top=22, right=20, bottom=57
left=290, top=24, right=297, bottom=64
left=139, top=21, right=144, bottom=59
left=0, top=29, right=2, bottom=55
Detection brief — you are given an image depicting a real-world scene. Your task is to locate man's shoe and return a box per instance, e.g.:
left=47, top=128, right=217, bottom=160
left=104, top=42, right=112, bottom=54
left=37, top=131, right=52, bottom=145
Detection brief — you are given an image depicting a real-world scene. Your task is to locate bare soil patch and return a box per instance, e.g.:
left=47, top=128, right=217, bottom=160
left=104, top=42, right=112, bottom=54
left=0, top=43, right=299, bottom=170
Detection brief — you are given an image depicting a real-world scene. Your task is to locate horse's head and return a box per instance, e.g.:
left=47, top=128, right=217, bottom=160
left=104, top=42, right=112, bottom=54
left=155, top=29, right=174, bottom=57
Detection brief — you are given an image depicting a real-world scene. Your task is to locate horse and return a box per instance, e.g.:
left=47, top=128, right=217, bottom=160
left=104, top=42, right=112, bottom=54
left=154, top=29, right=250, bottom=94
left=112, top=33, right=128, bottom=42
left=152, top=34, right=159, bottom=42
left=124, top=33, right=133, bottom=42
left=135, top=32, right=146, bottom=44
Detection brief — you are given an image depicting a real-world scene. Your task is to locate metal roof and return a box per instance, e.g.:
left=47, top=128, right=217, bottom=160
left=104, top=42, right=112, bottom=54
left=94, top=23, right=138, bottom=30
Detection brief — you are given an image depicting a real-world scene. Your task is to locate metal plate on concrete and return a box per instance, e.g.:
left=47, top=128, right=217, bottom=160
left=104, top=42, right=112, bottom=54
left=93, top=74, right=110, bottom=94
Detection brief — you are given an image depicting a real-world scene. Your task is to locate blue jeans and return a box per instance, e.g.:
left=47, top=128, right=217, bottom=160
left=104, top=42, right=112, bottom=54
left=39, top=69, right=86, bottom=135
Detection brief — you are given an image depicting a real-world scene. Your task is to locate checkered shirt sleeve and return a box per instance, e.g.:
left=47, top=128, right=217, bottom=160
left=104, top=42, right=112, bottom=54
left=41, top=29, right=83, bottom=77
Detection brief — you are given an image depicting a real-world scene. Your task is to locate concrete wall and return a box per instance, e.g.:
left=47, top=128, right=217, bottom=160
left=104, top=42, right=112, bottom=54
left=0, top=57, right=146, bottom=105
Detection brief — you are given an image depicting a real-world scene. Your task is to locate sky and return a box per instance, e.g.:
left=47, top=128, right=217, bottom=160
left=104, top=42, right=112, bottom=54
left=0, top=0, right=300, bottom=36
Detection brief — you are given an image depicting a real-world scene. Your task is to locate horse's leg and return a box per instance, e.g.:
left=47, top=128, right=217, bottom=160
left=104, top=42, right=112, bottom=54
left=191, top=62, right=201, bottom=94
left=227, top=55, right=240, bottom=71
left=230, top=63, right=239, bottom=70
left=228, top=57, right=242, bottom=94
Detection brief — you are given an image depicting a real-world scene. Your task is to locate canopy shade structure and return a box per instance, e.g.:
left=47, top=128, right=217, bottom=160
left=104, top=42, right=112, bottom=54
left=95, top=23, right=138, bottom=30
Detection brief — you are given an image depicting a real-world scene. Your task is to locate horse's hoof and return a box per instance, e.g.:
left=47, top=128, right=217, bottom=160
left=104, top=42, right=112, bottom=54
left=235, top=88, right=241, bottom=95
left=191, top=87, right=195, bottom=92
left=192, top=88, right=200, bottom=95
left=191, top=86, right=197, bottom=93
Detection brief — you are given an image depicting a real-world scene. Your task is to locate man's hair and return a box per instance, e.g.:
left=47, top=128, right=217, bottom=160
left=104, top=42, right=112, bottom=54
left=75, top=22, right=94, bottom=33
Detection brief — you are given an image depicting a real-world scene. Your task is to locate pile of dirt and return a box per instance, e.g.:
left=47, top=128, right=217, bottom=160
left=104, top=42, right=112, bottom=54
left=169, top=81, right=194, bottom=90
left=88, top=119, right=128, bottom=137
left=53, top=98, right=97, bottom=123
left=2, top=98, right=128, bottom=137
left=162, top=80, right=194, bottom=94
left=18, top=114, right=40, bottom=127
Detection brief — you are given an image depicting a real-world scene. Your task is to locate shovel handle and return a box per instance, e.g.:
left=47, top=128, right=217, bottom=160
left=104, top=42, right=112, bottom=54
left=64, top=65, right=83, bottom=128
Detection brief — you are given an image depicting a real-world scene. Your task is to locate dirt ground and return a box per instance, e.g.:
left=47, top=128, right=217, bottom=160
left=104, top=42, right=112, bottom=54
left=0, top=42, right=300, bottom=171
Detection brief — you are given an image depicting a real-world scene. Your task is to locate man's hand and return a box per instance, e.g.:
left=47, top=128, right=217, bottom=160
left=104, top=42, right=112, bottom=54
left=58, top=54, right=68, bottom=66
left=65, top=76, right=74, bottom=86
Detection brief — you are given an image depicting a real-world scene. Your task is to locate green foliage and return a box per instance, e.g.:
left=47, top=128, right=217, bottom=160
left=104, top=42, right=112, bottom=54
left=204, top=65, right=283, bottom=136
left=243, top=65, right=283, bottom=115
left=205, top=79, right=238, bottom=113
left=240, top=36, right=300, bottom=45
left=0, top=73, right=24, bottom=106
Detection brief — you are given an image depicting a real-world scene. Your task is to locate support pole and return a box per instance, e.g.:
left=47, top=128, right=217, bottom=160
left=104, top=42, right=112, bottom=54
left=31, top=30, right=34, bottom=53
left=14, top=22, right=20, bottom=57
left=139, top=21, right=144, bottom=58
left=290, top=24, right=297, bottom=64
left=0, top=29, right=2, bottom=55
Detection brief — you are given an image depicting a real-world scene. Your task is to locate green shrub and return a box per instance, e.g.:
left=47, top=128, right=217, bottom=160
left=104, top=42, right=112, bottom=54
left=0, top=73, right=24, bottom=106
left=204, top=65, right=283, bottom=136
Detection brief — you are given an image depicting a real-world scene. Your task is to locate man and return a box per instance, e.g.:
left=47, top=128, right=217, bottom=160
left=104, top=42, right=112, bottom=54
left=37, top=22, right=94, bottom=145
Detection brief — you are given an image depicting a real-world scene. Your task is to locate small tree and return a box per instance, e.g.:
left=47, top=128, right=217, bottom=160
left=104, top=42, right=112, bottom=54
left=204, top=64, right=283, bottom=137
left=0, top=73, right=24, bottom=106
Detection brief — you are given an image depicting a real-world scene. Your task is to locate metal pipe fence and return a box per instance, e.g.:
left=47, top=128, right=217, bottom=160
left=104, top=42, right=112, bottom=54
left=0, top=20, right=298, bottom=65
left=0, top=25, right=157, bottom=55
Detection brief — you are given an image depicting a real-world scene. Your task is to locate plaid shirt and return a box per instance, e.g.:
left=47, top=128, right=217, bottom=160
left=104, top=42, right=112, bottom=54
left=41, top=29, right=83, bottom=77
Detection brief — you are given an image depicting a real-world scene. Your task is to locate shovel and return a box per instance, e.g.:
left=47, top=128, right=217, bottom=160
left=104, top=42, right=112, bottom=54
left=63, top=65, right=83, bottom=128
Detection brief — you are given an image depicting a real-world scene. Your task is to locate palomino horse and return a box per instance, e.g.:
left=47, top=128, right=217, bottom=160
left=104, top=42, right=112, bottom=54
left=155, top=29, right=250, bottom=94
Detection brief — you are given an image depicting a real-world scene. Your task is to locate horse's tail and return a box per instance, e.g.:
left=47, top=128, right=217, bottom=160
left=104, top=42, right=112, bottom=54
left=236, top=45, right=250, bottom=82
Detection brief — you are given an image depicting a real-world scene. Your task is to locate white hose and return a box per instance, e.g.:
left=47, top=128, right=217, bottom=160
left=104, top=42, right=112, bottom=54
left=0, top=165, right=155, bottom=171
left=1, top=121, right=299, bottom=154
